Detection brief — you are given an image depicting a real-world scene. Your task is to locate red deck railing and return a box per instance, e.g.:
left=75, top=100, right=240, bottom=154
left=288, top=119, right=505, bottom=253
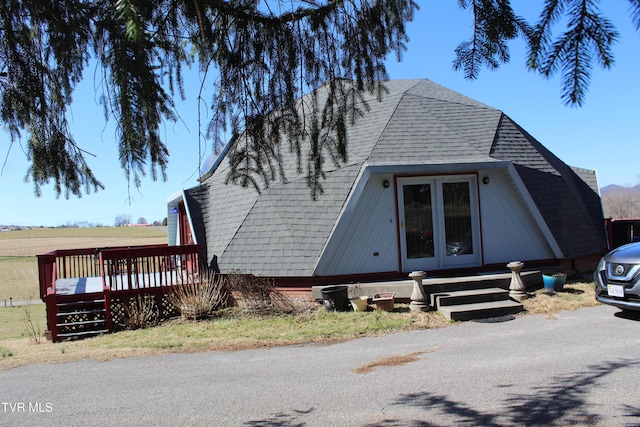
left=37, top=244, right=202, bottom=342
left=37, top=244, right=202, bottom=300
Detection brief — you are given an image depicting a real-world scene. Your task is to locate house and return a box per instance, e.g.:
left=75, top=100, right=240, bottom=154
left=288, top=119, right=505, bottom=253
left=168, top=79, right=608, bottom=287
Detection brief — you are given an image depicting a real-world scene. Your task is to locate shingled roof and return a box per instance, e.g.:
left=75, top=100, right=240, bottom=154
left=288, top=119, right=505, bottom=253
left=186, top=79, right=607, bottom=276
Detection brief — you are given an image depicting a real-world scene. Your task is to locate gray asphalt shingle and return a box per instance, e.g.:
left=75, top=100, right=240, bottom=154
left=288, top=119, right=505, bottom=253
left=194, top=79, right=607, bottom=276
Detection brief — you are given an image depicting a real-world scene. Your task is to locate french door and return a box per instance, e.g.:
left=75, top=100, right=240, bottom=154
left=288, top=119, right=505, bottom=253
left=397, top=175, right=480, bottom=271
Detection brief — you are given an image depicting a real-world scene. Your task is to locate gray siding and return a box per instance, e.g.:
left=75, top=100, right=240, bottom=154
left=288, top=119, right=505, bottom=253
left=315, top=174, right=399, bottom=275
left=478, top=169, right=554, bottom=264
left=218, top=165, right=360, bottom=276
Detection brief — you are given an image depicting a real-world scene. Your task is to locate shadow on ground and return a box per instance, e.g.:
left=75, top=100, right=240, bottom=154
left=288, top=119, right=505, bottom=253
left=368, top=359, right=640, bottom=426
left=615, top=310, right=640, bottom=321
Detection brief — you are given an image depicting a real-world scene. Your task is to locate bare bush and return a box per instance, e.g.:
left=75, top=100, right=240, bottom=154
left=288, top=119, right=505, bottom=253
left=123, top=295, right=159, bottom=329
left=22, top=294, right=42, bottom=344
left=167, top=271, right=227, bottom=320
left=225, top=271, right=310, bottom=314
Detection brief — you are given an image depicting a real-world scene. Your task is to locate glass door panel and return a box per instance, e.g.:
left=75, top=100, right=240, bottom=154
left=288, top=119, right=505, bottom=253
left=398, top=178, right=438, bottom=271
left=443, top=182, right=473, bottom=257
left=403, top=184, right=435, bottom=259
left=398, top=176, right=480, bottom=271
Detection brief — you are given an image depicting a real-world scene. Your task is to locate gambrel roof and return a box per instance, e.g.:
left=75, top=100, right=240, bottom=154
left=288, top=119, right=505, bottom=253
left=177, top=79, right=607, bottom=276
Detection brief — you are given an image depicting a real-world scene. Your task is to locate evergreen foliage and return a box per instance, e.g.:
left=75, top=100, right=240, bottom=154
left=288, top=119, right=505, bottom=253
left=0, top=0, right=417, bottom=198
left=454, top=0, right=638, bottom=107
left=0, top=1, right=638, bottom=198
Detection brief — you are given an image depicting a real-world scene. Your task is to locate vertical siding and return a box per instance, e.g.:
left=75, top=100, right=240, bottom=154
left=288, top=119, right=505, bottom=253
left=478, top=169, right=554, bottom=263
left=316, top=168, right=556, bottom=276
left=315, top=174, right=399, bottom=275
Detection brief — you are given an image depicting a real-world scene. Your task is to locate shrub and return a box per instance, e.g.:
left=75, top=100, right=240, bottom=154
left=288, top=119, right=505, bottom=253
left=123, top=295, right=159, bottom=329
left=167, top=271, right=227, bottom=320
left=22, top=293, right=42, bottom=344
left=225, top=271, right=311, bottom=314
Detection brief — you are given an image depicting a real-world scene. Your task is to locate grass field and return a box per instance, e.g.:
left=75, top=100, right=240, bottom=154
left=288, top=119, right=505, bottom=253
left=0, top=226, right=168, bottom=240
left=0, top=304, right=46, bottom=341
left=0, top=227, right=167, bottom=301
left=0, top=227, right=168, bottom=347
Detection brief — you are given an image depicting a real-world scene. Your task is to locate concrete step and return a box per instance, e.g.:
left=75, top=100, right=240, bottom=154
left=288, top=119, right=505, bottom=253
left=431, top=287, right=509, bottom=307
left=438, top=299, right=523, bottom=321
left=311, top=270, right=542, bottom=301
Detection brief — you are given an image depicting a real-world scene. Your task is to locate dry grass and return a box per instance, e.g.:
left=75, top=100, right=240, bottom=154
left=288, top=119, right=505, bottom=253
left=0, top=309, right=419, bottom=371
left=0, top=237, right=167, bottom=257
left=521, top=281, right=598, bottom=317
left=0, top=305, right=46, bottom=341
left=0, top=257, right=39, bottom=300
left=0, top=227, right=167, bottom=301
left=0, top=280, right=600, bottom=372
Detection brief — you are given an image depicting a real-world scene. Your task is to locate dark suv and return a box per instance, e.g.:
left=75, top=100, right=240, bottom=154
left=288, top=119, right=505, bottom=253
left=594, top=242, right=640, bottom=312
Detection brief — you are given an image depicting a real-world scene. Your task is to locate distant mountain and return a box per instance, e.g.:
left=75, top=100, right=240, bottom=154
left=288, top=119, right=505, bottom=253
left=600, top=184, right=640, bottom=195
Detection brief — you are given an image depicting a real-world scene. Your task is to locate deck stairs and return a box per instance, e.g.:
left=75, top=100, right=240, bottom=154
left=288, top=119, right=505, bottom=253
left=53, top=295, right=110, bottom=341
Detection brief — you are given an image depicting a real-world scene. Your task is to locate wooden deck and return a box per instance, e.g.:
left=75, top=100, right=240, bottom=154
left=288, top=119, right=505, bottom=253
left=38, top=244, right=202, bottom=342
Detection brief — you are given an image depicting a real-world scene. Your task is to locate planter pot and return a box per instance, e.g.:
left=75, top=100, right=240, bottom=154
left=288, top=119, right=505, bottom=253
left=321, top=285, right=350, bottom=312
left=373, top=292, right=396, bottom=311
left=350, top=296, right=369, bottom=312
left=542, top=274, right=566, bottom=292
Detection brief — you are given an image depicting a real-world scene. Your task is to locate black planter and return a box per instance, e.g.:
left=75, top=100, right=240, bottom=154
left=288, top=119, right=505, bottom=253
left=321, top=285, right=350, bottom=312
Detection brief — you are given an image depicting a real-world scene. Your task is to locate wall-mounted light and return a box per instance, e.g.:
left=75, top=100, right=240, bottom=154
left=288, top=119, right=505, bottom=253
left=383, top=179, right=390, bottom=188
left=482, top=176, right=490, bottom=185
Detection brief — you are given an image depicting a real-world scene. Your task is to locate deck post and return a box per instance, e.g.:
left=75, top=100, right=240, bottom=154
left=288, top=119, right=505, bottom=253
left=99, top=252, right=114, bottom=334
left=46, top=293, right=58, bottom=342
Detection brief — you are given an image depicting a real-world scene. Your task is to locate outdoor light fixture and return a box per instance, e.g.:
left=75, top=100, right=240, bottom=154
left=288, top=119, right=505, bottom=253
left=482, top=176, right=490, bottom=185
left=383, top=179, right=390, bottom=188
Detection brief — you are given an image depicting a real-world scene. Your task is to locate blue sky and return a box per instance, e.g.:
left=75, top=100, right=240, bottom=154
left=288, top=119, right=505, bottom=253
left=1, top=1, right=638, bottom=227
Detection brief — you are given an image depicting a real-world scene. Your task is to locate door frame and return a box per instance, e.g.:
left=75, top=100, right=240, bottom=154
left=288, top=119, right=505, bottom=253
left=396, top=174, right=482, bottom=272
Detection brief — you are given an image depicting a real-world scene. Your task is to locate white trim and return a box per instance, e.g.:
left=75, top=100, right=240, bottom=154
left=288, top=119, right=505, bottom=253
left=506, top=164, right=564, bottom=258
left=182, top=189, right=198, bottom=244
left=397, top=175, right=481, bottom=271
left=166, top=192, right=183, bottom=246
left=313, top=164, right=373, bottom=273
left=165, top=189, right=198, bottom=246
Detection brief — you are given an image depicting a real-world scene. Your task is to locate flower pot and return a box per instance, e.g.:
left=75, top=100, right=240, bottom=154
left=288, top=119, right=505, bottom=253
left=350, top=296, right=369, bottom=312
left=321, top=285, right=350, bottom=312
left=542, top=273, right=566, bottom=292
left=552, top=273, right=566, bottom=291
left=373, top=292, right=395, bottom=311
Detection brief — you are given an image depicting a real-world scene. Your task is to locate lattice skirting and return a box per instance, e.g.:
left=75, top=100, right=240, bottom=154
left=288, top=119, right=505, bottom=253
left=111, top=294, right=179, bottom=330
